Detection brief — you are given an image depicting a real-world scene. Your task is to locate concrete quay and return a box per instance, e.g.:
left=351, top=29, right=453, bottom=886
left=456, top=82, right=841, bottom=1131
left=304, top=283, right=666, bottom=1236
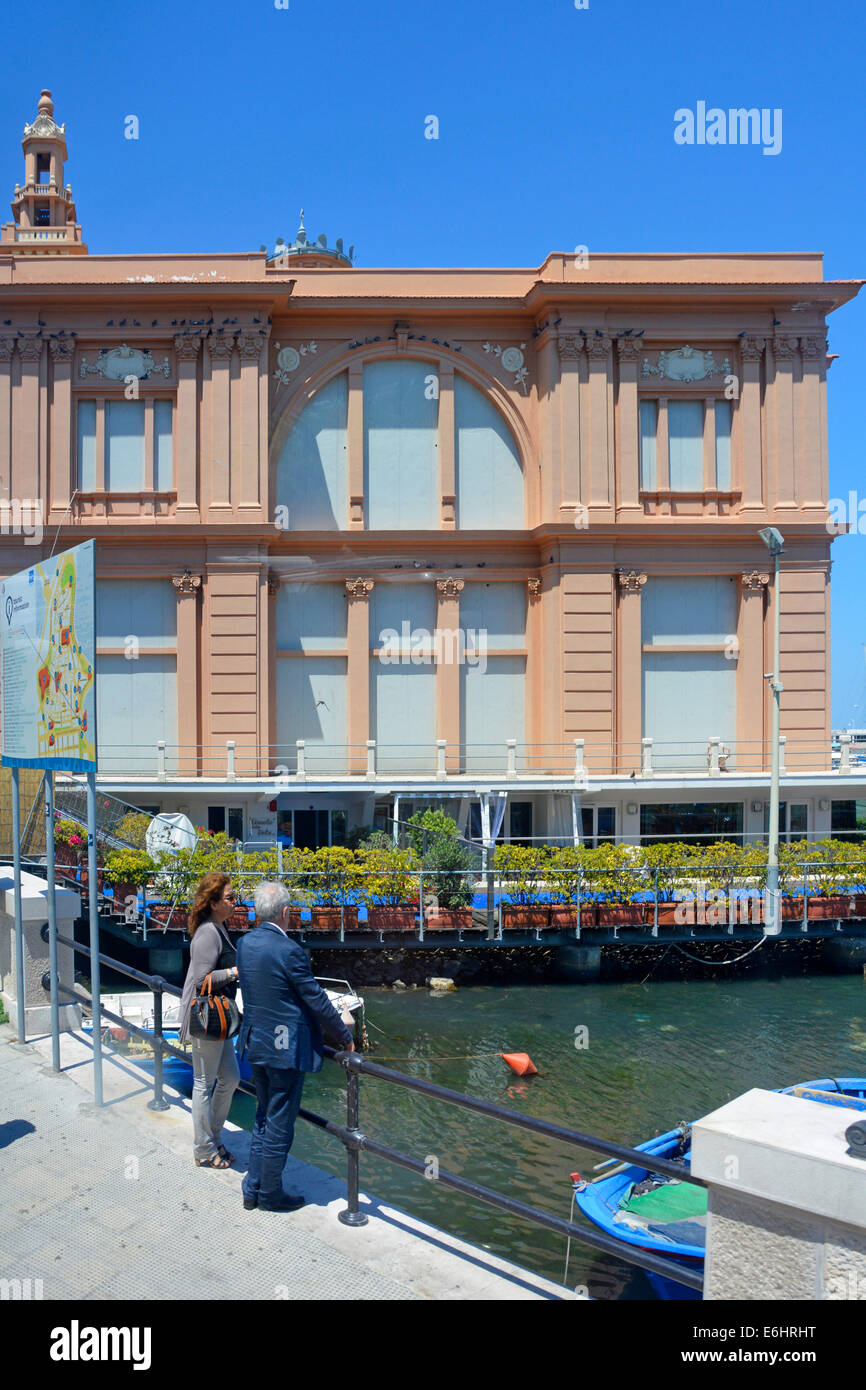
left=0, top=1022, right=572, bottom=1302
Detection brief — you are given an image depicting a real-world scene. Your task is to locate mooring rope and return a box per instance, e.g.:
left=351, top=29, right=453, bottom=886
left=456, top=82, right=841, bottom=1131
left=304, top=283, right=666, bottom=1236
left=673, top=937, right=768, bottom=967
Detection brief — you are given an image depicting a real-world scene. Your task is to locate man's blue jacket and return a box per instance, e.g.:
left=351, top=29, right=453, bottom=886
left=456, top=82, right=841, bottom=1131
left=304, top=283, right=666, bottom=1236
left=237, top=920, right=353, bottom=1072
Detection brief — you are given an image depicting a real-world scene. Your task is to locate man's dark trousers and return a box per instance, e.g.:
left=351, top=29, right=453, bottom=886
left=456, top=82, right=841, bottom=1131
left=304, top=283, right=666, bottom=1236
left=243, top=1064, right=306, bottom=1205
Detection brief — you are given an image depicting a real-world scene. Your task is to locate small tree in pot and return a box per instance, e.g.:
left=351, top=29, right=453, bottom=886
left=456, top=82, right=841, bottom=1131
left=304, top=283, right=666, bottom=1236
left=546, top=845, right=596, bottom=927
left=102, top=847, right=157, bottom=921
left=422, top=836, right=475, bottom=930
left=304, top=845, right=361, bottom=930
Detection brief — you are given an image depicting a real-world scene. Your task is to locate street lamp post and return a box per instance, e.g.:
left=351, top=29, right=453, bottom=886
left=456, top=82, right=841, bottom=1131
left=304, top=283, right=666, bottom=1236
left=759, top=527, right=785, bottom=935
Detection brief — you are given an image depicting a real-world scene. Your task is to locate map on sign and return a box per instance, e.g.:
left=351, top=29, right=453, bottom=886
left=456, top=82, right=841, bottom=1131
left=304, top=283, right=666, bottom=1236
left=1, top=540, right=96, bottom=772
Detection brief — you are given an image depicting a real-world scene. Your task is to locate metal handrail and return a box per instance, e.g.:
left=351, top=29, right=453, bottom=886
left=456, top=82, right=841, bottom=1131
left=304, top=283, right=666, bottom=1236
left=47, top=927, right=704, bottom=1294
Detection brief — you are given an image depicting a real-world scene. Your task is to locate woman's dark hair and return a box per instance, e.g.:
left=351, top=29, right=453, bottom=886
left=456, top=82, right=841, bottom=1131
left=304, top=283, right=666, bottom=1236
left=187, top=872, right=231, bottom=937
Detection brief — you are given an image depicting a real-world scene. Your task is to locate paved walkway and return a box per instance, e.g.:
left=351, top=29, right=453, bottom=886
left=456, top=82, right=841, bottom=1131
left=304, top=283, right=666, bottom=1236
left=0, top=1024, right=571, bottom=1301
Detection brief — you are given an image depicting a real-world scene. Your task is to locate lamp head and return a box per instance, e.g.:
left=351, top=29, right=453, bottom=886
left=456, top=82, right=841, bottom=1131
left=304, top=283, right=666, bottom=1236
left=758, top=526, right=785, bottom=555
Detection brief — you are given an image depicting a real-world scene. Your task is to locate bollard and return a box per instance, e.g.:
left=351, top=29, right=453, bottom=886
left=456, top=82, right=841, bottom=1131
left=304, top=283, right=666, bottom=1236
left=338, top=1065, right=369, bottom=1226
left=147, top=984, right=170, bottom=1112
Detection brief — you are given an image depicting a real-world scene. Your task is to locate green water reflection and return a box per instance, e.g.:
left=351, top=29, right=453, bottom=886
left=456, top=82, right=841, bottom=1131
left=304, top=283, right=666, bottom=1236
left=228, top=973, right=866, bottom=1299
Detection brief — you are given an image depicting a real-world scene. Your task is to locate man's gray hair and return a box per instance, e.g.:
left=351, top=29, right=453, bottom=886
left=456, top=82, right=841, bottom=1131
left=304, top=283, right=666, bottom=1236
left=253, top=881, right=292, bottom=923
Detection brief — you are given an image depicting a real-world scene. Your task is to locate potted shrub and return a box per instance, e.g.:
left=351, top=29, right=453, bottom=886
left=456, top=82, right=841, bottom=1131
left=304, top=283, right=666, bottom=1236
left=358, top=845, right=419, bottom=930
left=590, top=842, right=646, bottom=925
left=53, top=816, right=86, bottom=868
left=305, top=845, right=360, bottom=930
left=546, top=846, right=596, bottom=927
left=642, top=842, right=697, bottom=925
left=422, top=836, right=476, bottom=930
left=103, top=847, right=156, bottom=918
left=494, top=844, right=550, bottom=930
left=407, top=808, right=460, bottom=855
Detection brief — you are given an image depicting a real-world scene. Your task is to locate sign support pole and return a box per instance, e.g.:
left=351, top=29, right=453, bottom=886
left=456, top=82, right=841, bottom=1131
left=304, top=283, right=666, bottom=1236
left=11, top=766, right=26, bottom=1043
left=43, top=771, right=60, bottom=1070
left=86, top=770, right=103, bottom=1105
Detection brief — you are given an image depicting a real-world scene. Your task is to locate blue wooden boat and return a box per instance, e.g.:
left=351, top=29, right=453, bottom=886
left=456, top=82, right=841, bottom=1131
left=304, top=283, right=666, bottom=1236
left=573, top=1077, right=866, bottom=1300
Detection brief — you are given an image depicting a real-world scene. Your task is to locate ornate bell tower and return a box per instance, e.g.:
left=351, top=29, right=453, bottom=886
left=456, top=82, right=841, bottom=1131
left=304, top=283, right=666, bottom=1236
left=0, top=90, right=87, bottom=255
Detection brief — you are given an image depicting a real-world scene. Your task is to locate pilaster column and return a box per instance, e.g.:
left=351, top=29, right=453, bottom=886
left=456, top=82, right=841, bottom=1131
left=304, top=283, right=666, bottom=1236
left=535, top=320, right=562, bottom=523
left=436, top=577, right=464, bottom=771
left=206, top=334, right=234, bottom=514
left=557, top=335, right=584, bottom=519
left=526, top=577, right=543, bottom=771
left=800, top=335, right=828, bottom=508
left=438, top=363, right=455, bottom=528
left=616, top=569, right=646, bottom=772
left=585, top=334, right=613, bottom=509
left=171, top=570, right=202, bottom=776
left=235, top=333, right=266, bottom=517
left=740, top=337, right=765, bottom=513
left=347, top=363, right=364, bottom=528
left=0, top=339, right=12, bottom=507
left=703, top=394, right=717, bottom=510
left=738, top=571, right=768, bottom=772
left=616, top=338, right=641, bottom=515
left=771, top=334, right=798, bottom=508
left=174, top=336, right=201, bottom=521
left=346, top=578, right=374, bottom=773
left=48, top=339, right=74, bottom=514
left=16, top=338, right=42, bottom=507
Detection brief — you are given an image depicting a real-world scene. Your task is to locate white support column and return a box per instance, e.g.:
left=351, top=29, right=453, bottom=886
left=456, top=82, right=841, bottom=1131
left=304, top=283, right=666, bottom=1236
left=226, top=740, right=236, bottom=781
left=295, top=739, right=306, bottom=781
left=708, top=736, right=721, bottom=777
left=840, top=733, right=852, bottom=774
left=506, top=738, right=517, bottom=776
left=436, top=739, right=447, bottom=780
left=366, top=739, right=376, bottom=781
left=641, top=737, right=654, bottom=777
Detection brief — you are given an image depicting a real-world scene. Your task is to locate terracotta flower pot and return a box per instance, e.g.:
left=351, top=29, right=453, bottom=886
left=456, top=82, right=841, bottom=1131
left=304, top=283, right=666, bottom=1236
left=109, top=882, right=138, bottom=912
left=148, top=904, right=189, bottom=931
left=852, top=895, right=866, bottom=917
left=54, top=843, right=79, bottom=867
left=781, top=898, right=802, bottom=921
left=805, top=896, right=848, bottom=920
left=647, top=902, right=681, bottom=926
left=549, top=905, right=597, bottom=928
left=310, top=906, right=359, bottom=931
left=425, top=907, right=473, bottom=931
left=226, top=906, right=253, bottom=931
left=501, top=906, right=550, bottom=930
left=596, top=903, right=643, bottom=926
left=367, top=905, right=417, bottom=931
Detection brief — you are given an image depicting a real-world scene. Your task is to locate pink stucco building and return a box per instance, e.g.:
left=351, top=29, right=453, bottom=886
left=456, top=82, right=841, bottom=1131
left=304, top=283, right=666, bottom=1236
left=1, top=91, right=863, bottom=848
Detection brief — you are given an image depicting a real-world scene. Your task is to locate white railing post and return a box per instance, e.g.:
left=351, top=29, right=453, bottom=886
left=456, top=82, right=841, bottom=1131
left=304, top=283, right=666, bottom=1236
left=573, top=738, right=585, bottom=781
left=641, top=737, right=654, bottom=777
left=277, top=842, right=283, bottom=875
left=779, top=734, right=787, bottom=774
left=366, top=739, right=376, bottom=781
left=436, top=739, right=447, bottom=780
left=708, top=736, right=721, bottom=777
left=226, top=740, right=236, bottom=780
left=840, top=732, right=852, bottom=774
left=296, top=739, right=306, bottom=781
left=506, top=738, right=517, bottom=776
left=157, top=740, right=166, bottom=781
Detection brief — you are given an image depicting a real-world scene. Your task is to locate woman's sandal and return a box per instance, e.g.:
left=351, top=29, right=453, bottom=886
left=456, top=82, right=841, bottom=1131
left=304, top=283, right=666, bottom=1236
left=196, top=1151, right=232, bottom=1169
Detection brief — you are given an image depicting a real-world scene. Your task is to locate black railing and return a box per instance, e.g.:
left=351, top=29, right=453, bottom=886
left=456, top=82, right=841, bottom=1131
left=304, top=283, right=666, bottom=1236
left=45, top=927, right=704, bottom=1294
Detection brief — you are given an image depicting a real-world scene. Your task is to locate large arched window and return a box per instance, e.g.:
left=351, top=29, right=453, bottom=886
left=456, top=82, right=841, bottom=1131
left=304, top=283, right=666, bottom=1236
left=454, top=375, right=523, bottom=528
left=275, top=373, right=348, bottom=530
left=364, top=359, right=438, bottom=529
left=275, top=358, right=525, bottom=531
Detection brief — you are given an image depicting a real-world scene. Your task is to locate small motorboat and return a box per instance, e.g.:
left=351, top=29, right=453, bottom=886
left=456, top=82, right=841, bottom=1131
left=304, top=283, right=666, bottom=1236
left=81, top=978, right=366, bottom=1092
left=571, top=1077, right=866, bottom=1300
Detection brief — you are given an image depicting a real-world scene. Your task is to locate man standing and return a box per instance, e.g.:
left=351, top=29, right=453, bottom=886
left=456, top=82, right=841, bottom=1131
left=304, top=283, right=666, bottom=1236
left=237, top=881, right=354, bottom=1212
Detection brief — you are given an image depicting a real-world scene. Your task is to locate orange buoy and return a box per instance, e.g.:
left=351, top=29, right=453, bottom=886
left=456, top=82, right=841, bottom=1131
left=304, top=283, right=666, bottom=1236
left=499, top=1052, right=537, bottom=1076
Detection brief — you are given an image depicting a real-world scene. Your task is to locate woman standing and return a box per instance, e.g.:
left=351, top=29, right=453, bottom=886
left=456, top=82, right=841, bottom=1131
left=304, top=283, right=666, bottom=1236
left=178, top=872, right=241, bottom=1168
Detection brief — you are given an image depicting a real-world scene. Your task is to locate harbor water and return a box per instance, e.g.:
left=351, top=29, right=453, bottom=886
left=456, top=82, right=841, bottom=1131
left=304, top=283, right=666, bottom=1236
left=223, top=968, right=866, bottom=1298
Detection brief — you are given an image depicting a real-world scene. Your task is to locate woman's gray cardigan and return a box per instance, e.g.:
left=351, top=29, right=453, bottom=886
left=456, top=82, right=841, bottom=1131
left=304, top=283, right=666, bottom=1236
left=177, top=919, right=236, bottom=1044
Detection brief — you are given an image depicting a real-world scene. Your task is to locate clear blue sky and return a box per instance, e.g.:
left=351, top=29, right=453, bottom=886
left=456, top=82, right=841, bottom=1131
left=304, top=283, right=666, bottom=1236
left=2, top=0, right=864, bottom=722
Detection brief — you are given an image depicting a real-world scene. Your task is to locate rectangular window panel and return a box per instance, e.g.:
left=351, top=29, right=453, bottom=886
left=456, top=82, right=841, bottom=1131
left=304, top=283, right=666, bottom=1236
left=276, top=582, right=347, bottom=652
left=831, top=800, right=866, bottom=842
left=276, top=655, right=347, bottom=774
left=96, top=654, right=177, bottom=776
left=77, top=400, right=97, bottom=491
left=667, top=400, right=704, bottom=491
left=96, top=578, right=177, bottom=648
left=154, top=400, right=173, bottom=490
left=364, top=360, right=438, bottom=529
left=105, top=400, right=145, bottom=491
left=714, top=400, right=732, bottom=490
left=639, top=400, right=658, bottom=490
left=371, top=664, right=436, bottom=773
left=460, top=655, right=526, bottom=773
left=640, top=802, right=743, bottom=845
left=641, top=576, right=737, bottom=647
left=459, top=582, right=525, bottom=651
left=597, top=806, right=616, bottom=842
left=642, top=651, right=736, bottom=770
